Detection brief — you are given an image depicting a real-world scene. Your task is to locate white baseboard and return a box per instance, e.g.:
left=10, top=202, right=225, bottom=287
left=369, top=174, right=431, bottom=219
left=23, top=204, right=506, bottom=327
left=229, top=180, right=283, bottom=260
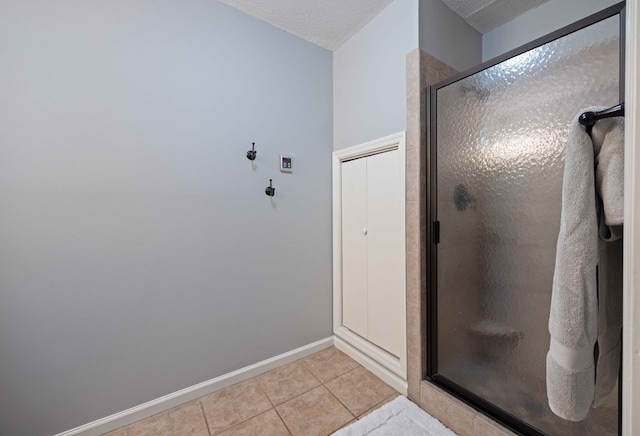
left=334, top=326, right=406, bottom=379
left=56, top=337, right=334, bottom=436
left=334, top=336, right=408, bottom=396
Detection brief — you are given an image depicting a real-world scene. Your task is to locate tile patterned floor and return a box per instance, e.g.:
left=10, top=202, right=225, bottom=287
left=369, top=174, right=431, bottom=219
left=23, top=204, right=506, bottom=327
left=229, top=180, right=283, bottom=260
left=104, top=346, right=399, bottom=436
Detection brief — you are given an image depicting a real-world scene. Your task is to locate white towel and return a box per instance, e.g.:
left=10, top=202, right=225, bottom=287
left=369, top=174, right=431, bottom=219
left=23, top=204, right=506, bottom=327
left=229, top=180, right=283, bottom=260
left=547, top=107, right=624, bottom=421
left=333, top=396, right=456, bottom=436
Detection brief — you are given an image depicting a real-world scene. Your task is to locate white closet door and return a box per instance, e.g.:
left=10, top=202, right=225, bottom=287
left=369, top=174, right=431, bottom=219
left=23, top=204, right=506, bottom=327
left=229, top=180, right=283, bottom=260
left=341, top=158, right=368, bottom=338
left=366, top=149, right=403, bottom=357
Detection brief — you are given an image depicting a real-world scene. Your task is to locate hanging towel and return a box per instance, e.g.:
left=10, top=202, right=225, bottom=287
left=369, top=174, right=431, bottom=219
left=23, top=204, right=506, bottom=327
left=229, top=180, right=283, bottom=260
left=592, top=110, right=624, bottom=408
left=547, top=107, right=624, bottom=422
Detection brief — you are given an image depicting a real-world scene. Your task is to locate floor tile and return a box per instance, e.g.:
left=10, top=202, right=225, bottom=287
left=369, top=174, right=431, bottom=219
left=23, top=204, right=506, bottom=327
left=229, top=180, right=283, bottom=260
left=201, top=378, right=272, bottom=435
left=258, top=360, right=321, bottom=406
left=325, top=367, right=396, bottom=417
left=302, top=347, right=360, bottom=383
left=102, top=428, right=128, bottom=436
left=128, top=401, right=208, bottom=436
left=335, top=419, right=356, bottom=432
left=358, top=393, right=401, bottom=419
left=276, top=386, right=354, bottom=436
left=218, top=409, right=290, bottom=436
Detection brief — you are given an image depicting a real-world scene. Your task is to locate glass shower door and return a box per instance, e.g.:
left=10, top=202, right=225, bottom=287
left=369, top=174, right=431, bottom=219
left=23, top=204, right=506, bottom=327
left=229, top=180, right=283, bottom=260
left=430, top=10, right=621, bottom=436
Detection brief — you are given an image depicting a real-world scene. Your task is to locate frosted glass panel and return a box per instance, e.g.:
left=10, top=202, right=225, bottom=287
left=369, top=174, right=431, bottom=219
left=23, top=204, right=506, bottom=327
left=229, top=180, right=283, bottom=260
left=435, top=16, right=619, bottom=435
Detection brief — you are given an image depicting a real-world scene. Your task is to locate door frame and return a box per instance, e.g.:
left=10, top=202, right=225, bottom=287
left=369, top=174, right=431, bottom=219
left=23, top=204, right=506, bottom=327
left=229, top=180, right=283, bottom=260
left=425, top=3, right=626, bottom=435
left=622, top=0, right=639, bottom=434
left=332, top=132, right=407, bottom=393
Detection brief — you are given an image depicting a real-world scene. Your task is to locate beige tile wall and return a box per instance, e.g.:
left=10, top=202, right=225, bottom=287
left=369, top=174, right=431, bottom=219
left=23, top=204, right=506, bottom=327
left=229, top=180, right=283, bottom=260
left=420, top=382, right=516, bottom=436
left=405, top=48, right=514, bottom=436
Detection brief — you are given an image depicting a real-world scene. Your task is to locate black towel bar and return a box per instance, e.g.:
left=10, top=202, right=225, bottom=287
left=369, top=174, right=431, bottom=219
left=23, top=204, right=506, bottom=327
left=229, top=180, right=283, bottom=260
left=579, top=102, right=625, bottom=135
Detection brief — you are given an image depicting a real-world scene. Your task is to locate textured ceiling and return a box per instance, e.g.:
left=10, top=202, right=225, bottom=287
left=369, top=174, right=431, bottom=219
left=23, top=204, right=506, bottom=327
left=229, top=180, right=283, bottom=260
left=219, top=0, right=551, bottom=51
left=440, top=0, right=551, bottom=33
left=218, top=0, right=393, bottom=50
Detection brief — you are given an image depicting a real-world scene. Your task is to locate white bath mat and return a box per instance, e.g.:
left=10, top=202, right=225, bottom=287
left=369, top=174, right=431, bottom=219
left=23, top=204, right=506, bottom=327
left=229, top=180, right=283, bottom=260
left=333, top=396, right=457, bottom=436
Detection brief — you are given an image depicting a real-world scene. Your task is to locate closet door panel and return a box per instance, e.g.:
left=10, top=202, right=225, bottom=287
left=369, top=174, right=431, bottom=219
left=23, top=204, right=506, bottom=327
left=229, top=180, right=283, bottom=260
left=366, top=150, right=403, bottom=356
left=341, top=158, right=368, bottom=338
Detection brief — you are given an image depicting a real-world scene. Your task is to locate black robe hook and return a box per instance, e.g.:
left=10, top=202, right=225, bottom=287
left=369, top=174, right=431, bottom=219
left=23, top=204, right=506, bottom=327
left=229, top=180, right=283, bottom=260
left=265, top=179, right=275, bottom=197
left=246, top=142, right=257, bottom=160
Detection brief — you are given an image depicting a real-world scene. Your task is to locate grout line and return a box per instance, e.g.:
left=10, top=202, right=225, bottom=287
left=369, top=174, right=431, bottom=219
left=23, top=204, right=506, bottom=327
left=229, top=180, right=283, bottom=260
left=273, top=407, right=294, bottom=436
left=324, top=366, right=399, bottom=419
left=359, top=392, right=401, bottom=418
left=220, top=409, right=284, bottom=436
left=328, top=365, right=361, bottom=382
left=210, top=351, right=372, bottom=436
left=261, top=358, right=324, bottom=407
left=255, top=375, right=276, bottom=408
left=322, top=388, right=357, bottom=436
left=198, top=399, right=213, bottom=436
left=204, top=383, right=275, bottom=434
left=301, top=358, right=324, bottom=387
left=316, top=366, right=361, bottom=385
left=117, top=348, right=343, bottom=436
left=327, top=420, right=354, bottom=436
left=267, top=351, right=390, bottom=435
left=263, top=382, right=320, bottom=408
left=323, top=381, right=357, bottom=419
left=299, top=346, right=359, bottom=385
left=270, top=382, right=324, bottom=408
left=308, top=348, right=363, bottom=385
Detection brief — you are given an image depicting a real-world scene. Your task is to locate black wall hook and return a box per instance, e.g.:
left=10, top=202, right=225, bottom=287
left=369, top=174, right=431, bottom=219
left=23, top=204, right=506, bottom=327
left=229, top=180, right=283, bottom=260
left=246, top=142, right=257, bottom=160
left=265, top=179, right=275, bottom=197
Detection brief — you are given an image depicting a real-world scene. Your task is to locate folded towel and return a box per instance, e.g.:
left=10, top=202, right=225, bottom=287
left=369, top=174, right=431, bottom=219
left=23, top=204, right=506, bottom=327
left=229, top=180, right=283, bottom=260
left=547, top=107, right=624, bottom=421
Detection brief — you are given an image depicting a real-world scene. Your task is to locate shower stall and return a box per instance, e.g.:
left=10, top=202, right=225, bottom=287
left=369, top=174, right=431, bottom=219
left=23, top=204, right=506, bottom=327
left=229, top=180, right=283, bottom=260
left=426, top=4, right=624, bottom=435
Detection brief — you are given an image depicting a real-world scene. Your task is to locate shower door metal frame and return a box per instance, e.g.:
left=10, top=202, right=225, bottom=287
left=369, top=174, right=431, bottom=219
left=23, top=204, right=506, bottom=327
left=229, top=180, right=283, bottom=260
left=425, top=3, right=626, bottom=435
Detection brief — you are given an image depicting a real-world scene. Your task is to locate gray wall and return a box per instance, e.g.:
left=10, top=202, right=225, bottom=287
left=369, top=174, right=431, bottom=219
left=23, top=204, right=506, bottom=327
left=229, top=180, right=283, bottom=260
left=419, top=0, right=482, bottom=73
left=482, top=0, right=621, bottom=61
left=333, top=0, right=482, bottom=151
left=333, top=0, right=419, bottom=150
left=0, top=1, right=333, bottom=435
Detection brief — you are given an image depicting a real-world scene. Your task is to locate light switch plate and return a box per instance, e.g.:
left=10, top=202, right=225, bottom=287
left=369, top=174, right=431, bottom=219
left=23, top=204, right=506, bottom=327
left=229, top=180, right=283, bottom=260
left=280, top=155, right=292, bottom=172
